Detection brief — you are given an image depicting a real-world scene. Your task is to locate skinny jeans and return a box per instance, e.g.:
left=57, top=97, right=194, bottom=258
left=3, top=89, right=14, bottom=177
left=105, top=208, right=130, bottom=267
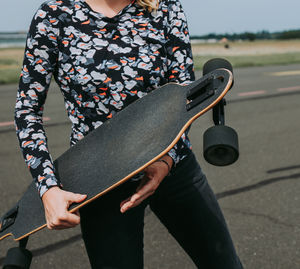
left=80, top=152, right=243, bottom=269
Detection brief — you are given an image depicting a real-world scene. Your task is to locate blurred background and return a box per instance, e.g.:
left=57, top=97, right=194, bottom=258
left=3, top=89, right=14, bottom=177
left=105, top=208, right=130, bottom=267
left=0, top=0, right=299, bottom=268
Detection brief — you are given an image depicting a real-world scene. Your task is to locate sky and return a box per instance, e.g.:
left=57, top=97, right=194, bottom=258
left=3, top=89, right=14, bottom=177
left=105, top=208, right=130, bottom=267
left=0, top=0, right=299, bottom=35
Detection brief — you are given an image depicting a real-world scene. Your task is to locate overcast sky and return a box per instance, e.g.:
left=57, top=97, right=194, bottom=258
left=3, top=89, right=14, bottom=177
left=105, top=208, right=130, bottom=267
left=0, top=0, right=299, bottom=35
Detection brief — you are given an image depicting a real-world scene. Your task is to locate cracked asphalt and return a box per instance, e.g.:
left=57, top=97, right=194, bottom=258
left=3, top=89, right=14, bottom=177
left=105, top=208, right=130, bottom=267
left=0, top=64, right=299, bottom=268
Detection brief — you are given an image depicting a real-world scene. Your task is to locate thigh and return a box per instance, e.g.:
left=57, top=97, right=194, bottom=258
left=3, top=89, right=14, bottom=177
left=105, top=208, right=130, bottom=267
left=80, top=180, right=147, bottom=269
left=149, top=153, right=243, bottom=269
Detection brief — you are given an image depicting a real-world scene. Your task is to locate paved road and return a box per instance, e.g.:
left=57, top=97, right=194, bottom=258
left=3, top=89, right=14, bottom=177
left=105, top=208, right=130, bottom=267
left=0, top=64, right=299, bottom=268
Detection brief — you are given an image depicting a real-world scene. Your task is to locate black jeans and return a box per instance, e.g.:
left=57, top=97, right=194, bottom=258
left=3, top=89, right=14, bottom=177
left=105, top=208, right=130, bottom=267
left=80, top=153, right=243, bottom=269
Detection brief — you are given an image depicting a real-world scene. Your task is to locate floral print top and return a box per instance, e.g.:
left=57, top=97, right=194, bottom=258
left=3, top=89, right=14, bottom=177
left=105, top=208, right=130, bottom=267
left=15, top=0, right=195, bottom=197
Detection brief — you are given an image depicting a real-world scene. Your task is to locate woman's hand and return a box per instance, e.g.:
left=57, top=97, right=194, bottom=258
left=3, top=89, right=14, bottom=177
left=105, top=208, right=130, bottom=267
left=120, top=155, right=173, bottom=213
left=42, top=187, right=87, bottom=230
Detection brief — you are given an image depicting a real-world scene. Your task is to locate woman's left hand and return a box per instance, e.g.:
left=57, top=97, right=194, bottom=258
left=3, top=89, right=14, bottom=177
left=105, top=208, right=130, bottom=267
left=120, top=155, right=173, bottom=213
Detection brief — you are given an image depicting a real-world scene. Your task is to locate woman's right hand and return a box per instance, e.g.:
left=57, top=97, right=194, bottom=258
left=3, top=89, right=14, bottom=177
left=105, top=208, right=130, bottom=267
left=42, top=187, right=87, bottom=230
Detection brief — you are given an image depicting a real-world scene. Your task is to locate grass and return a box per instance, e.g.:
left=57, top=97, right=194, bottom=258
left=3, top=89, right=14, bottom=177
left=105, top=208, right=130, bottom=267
left=0, top=48, right=23, bottom=85
left=0, top=68, right=21, bottom=85
left=193, top=52, right=300, bottom=70
left=0, top=58, right=20, bottom=66
left=1, top=41, right=300, bottom=84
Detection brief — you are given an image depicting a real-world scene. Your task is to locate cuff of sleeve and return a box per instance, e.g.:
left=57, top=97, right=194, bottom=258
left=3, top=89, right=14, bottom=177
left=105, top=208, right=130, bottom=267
left=37, top=174, right=63, bottom=198
left=167, top=147, right=180, bottom=166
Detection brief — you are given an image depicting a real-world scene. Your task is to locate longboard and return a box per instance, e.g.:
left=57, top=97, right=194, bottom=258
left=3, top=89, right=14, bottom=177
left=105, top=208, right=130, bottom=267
left=0, top=68, right=233, bottom=242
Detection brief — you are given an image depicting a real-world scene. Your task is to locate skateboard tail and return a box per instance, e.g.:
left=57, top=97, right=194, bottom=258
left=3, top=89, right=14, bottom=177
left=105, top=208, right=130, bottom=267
left=180, top=68, right=233, bottom=139
left=186, top=74, right=215, bottom=111
left=185, top=68, right=233, bottom=116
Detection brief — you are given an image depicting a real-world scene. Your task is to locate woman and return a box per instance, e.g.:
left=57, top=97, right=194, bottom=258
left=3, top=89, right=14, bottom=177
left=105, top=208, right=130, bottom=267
left=15, top=0, right=243, bottom=268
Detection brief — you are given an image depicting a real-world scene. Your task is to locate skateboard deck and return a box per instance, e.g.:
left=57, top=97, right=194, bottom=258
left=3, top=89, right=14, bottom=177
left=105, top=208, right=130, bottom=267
left=0, top=68, right=233, bottom=242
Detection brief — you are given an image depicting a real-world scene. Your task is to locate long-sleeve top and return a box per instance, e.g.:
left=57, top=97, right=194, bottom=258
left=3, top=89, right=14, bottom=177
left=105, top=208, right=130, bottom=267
left=15, top=0, right=195, bottom=197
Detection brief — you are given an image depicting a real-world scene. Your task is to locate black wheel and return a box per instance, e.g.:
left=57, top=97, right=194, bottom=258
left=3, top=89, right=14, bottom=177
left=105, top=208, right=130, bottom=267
left=203, top=58, right=234, bottom=90
left=203, top=58, right=233, bottom=75
left=3, top=247, right=32, bottom=269
left=203, top=125, right=239, bottom=166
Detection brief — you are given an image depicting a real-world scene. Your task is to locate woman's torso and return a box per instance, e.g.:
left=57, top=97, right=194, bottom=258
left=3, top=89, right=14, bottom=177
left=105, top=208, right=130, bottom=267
left=42, top=0, right=176, bottom=143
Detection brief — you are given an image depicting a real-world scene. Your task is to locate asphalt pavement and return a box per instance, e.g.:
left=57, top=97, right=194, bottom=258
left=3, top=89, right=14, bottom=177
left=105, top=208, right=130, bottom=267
left=0, top=64, right=299, bottom=268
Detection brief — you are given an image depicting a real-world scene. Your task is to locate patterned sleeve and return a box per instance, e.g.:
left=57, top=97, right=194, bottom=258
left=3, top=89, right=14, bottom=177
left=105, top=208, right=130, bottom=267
left=15, top=3, right=61, bottom=197
left=164, top=0, right=195, bottom=165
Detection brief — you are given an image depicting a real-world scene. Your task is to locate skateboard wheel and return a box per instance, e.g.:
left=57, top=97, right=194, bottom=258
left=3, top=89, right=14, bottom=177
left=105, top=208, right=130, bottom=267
left=203, top=58, right=234, bottom=90
left=203, top=58, right=233, bottom=75
left=203, top=125, right=239, bottom=166
left=3, top=247, right=32, bottom=269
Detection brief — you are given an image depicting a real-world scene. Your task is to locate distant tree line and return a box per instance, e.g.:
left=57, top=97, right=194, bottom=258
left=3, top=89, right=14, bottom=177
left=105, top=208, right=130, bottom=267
left=191, top=29, right=300, bottom=41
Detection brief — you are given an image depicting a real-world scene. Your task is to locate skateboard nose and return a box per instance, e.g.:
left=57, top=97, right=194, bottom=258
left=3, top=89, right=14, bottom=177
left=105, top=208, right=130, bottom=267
left=0, top=206, right=19, bottom=233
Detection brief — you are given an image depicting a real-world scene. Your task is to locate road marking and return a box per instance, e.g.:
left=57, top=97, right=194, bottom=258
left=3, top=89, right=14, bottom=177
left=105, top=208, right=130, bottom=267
left=268, top=70, right=300, bottom=76
left=0, top=121, right=15, bottom=127
left=277, top=86, right=300, bottom=92
left=238, top=90, right=266, bottom=97
left=0, top=117, right=51, bottom=127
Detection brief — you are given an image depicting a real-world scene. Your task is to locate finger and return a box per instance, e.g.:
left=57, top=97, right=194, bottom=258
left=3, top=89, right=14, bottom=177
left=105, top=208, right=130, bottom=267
left=67, top=193, right=87, bottom=204
left=64, top=211, right=81, bottom=225
left=133, top=189, right=155, bottom=206
left=123, top=178, right=157, bottom=209
left=121, top=188, right=156, bottom=212
left=120, top=176, right=159, bottom=213
left=47, top=218, right=74, bottom=230
left=51, top=215, right=80, bottom=229
left=120, top=177, right=150, bottom=209
left=47, top=210, right=81, bottom=229
left=135, top=176, right=149, bottom=193
left=121, top=190, right=154, bottom=213
left=131, top=179, right=157, bottom=203
left=120, top=197, right=131, bottom=208
left=120, top=192, right=147, bottom=209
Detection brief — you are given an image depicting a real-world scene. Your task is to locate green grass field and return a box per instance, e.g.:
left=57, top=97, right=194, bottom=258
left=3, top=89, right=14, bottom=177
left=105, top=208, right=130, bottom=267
left=0, top=48, right=23, bottom=84
left=193, top=52, right=300, bottom=70
left=1, top=40, right=300, bottom=85
left=192, top=39, right=300, bottom=69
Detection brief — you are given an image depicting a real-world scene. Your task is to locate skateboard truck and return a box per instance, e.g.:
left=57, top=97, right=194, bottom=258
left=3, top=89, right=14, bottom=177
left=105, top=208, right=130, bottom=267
left=202, top=58, right=239, bottom=166
left=213, top=98, right=226, bottom=126
left=186, top=75, right=215, bottom=111
left=0, top=206, right=18, bottom=233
